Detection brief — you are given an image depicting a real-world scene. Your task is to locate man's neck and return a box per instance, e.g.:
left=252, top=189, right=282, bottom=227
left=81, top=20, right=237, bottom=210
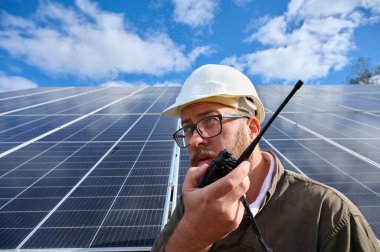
left=246, top=151, right=271, bottom=203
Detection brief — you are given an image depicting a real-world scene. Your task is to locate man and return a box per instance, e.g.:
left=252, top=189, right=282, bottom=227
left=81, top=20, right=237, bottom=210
left=152, top=64, right=379, bottom=251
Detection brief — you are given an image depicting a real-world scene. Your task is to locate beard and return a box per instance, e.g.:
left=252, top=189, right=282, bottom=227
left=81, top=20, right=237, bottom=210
left=232, top=126, right=251, bottom=157
left=190, top=148, right=217, bottom=167
left=190, top=123, right=252, bottom=167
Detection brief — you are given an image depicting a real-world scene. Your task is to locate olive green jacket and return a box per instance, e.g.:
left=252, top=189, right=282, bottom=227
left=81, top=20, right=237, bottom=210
left=152, top=153, right=379, bottom=252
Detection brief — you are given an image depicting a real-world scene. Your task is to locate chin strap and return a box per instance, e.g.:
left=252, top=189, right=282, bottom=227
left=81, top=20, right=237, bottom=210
left=240, top=196, right=273, bottom=252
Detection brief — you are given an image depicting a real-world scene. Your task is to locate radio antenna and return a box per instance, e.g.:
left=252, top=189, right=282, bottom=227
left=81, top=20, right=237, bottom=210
left=236, top=80, right=304, bottom=165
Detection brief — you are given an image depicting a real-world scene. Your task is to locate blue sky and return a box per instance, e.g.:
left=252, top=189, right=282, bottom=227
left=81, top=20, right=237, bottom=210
left=0, top=0, right=380, bottom=92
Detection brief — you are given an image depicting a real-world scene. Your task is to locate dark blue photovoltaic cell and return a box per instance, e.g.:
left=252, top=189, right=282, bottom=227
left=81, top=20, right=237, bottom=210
left=0, top=177, right=37, bottom=187
left=122, top=115, right=159, bottom=141
left=360, top=207, right=380, bottom=224
left=308, top=173, right=355, bottom=183
left=112, top=196, right=165, bottom=210
left=92, top=115, right=140, bottom=141
left=149, top=116, right=178, bottom=140
left=18, top=187, right=72, bottom=198
left=0, top=187, right=24, bottom=198
left=80, top=176, right=127, bottom=186
left=3, top=116, right=78, bottom=142
left=40, top=115, right=106, bottom=142
left=103, top=209, right=163, bottom=226
left=0, top=229, right=33, bottom=249
left=346, top=194, right=380, bottom=206
left=23, top=227, right=98, bottom=248
left=89, top=168, right=131, bottom=176
left=0, top=199, right=9, bottom=208
left=0, top=85, right=379, bottom=251
left=0, top=212, right=48, bottom=228
left=91, top=226, right=161, bottom=248
left=4, top=169, right=49, bottom=178
left=147, top=87, right=180, bottom=113
left=71, top=186, right=121, bottom=197
left=44, top=169, right=89, bottom=177
left=130, top=167, right=169, bottom=176
left=124, top=175, right=169, bottom=185
left=33, top=177, right=81, bottom=187
left=0, top=143, right=18, bottom=152
left=119, top=185, right=167, bottom=196
left=0, top=115, right=42, bottom=131
left=43, top=210, right=108, bottom=227
left=59, top=197, right=114, bottom=211
left=2, top=198, right=61, bottom=211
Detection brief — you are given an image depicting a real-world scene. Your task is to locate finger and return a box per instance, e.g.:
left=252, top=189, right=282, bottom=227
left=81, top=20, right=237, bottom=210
left=207, top=161, right=250, bottom=199
left=183, top=164, right=209, bottom=191
left=224, top=174, right=250, bottom=202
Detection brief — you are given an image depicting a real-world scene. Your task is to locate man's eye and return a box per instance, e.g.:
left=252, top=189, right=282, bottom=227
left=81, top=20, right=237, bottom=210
left=182, top=126, right=193, bottom=134
left=204, top=117, right=219, bottom=125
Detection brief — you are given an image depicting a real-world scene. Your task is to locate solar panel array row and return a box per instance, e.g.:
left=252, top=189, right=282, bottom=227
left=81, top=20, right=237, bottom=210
left=0, top=85, right=379, bottom=251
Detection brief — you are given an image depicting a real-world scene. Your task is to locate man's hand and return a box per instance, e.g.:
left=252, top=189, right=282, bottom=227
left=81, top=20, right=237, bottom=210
left=165, top=161, right=250, bottom=252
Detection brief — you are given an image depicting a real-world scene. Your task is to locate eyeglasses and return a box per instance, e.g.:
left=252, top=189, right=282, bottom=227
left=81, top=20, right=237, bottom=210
left=173, top=114, right=250, bottom=148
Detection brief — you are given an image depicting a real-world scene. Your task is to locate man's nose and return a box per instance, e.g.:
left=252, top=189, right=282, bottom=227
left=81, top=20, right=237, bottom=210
left=189, top=129, right=207, bottom=147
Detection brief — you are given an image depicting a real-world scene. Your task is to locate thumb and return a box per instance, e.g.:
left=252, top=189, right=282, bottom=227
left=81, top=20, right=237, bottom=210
left=183, top=164, right=209, bottom=191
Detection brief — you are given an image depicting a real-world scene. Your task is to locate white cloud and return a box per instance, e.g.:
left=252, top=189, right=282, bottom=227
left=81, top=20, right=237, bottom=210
left=227, top=0, right=380, bottom=82
left=0, top=73, right=38, bottom=92
left=0, top=0, right=200, bottom=79
left=172, top=0, right=218, bottom=28
left=220, top=55, right=246, bottom=72
left=188, top=46, right=215, bottom=62
left=370, top=74, right=380, bottom=84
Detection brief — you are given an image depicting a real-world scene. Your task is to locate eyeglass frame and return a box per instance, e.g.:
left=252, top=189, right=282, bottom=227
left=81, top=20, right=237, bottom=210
left=173, top=113, right=251, bottom=148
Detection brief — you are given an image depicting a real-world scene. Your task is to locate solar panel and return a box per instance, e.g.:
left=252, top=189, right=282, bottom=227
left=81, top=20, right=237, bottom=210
left=0, top=85, right=379, bottom=251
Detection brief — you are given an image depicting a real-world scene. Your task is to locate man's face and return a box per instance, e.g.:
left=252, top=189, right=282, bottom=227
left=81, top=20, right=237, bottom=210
left=180, top=102, right=252, bottom=167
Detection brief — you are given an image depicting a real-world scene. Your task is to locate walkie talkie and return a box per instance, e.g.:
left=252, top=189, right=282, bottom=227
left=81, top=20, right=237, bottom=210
left=198, top=80, right=303, bottom=188
left=197, top=80, right=304, bottom=252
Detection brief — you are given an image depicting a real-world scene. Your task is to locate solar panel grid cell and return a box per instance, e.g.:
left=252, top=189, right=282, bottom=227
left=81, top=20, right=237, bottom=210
left=91, top=226, right=159, bottom=248
left=0, top=229, right=32, bottom=249
left=0, top=188, right=24, bottom=198
left=2, top=198, right=61, bottom=211
left=0, top=212, right=47, bottom=228
left=0, top=115, right=41, bottom=131
left=43, top=210, right=108, bottom=227
left=18, top=187, right=72, bottom=198
left=3, top=116, right=78, bottom=142
left=0, top=88, right=85, bottom=113
left=0, top=87, right=60, bottom=99
left=0, top=143, right=19, bottom=153
left=23, top=227, right=98, bottom=248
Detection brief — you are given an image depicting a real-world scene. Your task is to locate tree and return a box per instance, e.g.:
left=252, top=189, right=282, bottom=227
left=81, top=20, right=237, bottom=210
left=348, top=57, right=380, bottom=85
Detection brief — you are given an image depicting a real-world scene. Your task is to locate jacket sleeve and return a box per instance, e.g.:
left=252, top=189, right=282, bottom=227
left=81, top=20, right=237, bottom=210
left=321, top=210, right=379, bottom=252
left=151, top=197, right=185, bottom=252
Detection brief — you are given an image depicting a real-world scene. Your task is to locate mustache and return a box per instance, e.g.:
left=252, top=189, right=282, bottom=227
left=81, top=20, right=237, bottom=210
left=190, top=148, right=217, bottom=166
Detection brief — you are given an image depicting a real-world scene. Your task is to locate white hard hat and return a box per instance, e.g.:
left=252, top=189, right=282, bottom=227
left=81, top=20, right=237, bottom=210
left=162, top=64, right=265, bottom=123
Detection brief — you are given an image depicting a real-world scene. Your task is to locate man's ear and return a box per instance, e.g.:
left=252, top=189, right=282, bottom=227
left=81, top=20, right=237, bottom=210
left=247, top=117, right=260, bottom=140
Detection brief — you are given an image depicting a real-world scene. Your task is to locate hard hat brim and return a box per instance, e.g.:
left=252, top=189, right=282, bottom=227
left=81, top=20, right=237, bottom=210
left=161, top=94, right=265, bottom=124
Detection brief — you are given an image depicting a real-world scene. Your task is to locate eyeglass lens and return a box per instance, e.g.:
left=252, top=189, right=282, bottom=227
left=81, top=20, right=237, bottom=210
left=175, top=116, right=221, bottom=148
